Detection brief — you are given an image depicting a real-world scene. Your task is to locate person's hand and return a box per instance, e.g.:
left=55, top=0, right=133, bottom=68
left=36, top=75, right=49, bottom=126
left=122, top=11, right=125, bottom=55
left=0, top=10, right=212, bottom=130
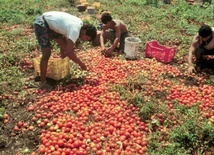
left=187, top=65, right=196, bottom=74
left=104, top=48, right=113, bottom=57
left=101, top=49, right=106, bottom=55
left=70, top=60, right=87, bottom=71
left=106, top=48, right=113, bottom=54
left=101, top=49, right=111, bottom=57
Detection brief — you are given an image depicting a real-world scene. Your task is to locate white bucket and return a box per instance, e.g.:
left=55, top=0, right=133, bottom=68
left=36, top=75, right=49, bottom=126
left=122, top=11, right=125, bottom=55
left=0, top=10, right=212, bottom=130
left=124, top=37, right=141, bottom=59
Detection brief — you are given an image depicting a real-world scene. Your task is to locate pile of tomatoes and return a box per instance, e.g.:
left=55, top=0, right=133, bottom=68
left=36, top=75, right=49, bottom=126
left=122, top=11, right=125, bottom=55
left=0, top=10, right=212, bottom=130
left=29, top=49, right=213, bottom=154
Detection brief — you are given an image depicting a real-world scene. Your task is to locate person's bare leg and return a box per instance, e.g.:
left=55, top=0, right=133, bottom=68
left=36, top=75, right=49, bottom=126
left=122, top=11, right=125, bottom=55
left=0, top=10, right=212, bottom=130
left=54, top=37, right=67, bottom=58
left=40, top=47, right=51, bottom=84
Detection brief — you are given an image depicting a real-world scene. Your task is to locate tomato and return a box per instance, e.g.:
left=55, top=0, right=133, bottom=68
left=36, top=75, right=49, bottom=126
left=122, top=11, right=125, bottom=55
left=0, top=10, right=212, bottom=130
left=64, top=148, right=72, bottom=155
left=39, top=146, right=46, bottom=154
left=27, top=106, right=34, bottom=111
left=57, top=140, right=64, bottom=148
left=13, top=126, right=19, bottom=131
left=17, top=121, right=23, bottom=128
left=73, top=141, right=83, bottom=148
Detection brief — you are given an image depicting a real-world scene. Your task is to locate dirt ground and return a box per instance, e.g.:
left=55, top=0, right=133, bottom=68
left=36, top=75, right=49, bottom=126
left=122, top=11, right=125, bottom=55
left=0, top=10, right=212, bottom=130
left=0, top=72, right=86, bottom=155
left=0, top=84, right=39, bottom=155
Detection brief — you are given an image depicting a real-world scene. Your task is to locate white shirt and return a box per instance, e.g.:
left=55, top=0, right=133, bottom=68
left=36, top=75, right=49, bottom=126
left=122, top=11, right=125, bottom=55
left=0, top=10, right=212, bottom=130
left=43, top=11, right=83, bottom=43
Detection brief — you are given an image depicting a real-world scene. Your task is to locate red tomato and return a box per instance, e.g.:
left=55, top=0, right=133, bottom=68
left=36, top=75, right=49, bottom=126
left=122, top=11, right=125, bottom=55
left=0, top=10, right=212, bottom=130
left=57, top=140, right=64, bottom=148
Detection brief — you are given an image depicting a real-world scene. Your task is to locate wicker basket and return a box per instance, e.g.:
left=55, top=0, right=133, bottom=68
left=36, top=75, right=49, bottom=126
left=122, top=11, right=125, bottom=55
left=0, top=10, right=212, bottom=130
left=145, top=40, right=176, bottom=63
left=33, top=56, right=70, bottom=80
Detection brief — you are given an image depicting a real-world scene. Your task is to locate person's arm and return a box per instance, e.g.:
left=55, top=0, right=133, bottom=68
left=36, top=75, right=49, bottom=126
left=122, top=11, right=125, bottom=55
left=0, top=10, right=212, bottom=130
left=100, top=27, right=107, bottom=51
left=66, top=39, right=87, bottom=70
left=187, top=35, right=199, bottom=74
left=188, top=45, right=195, bottom=66
left=107, top=24, right=120, bottom=53
left=54, top=37, right=67, bottom=58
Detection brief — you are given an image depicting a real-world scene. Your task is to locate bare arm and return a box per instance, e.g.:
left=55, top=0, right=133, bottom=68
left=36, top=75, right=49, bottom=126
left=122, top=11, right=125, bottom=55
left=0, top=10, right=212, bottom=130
left=187, top=35, right=199, bottom=74
left=54, top=37, right=67, bottom=58
left=100, top=27, right=107, bottom=50
left=66, top=39, right=87, bottom=70
left=109, top=25, right=120, bottom=51
left=188, top=44, right=196, bottom=66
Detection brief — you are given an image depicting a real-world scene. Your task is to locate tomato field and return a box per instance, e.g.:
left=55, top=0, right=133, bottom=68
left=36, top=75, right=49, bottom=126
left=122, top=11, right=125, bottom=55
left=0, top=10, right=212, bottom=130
left=0, top=0, right=214, bottom=155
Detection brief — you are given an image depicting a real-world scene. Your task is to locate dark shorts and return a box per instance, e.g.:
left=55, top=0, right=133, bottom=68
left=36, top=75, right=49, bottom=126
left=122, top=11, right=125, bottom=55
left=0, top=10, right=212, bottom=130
left=104, top=30, right=130, bottom=51
left=119, top=31, right=131, bottom=51
left=34, top=15, right=62, bottom=48
left=195, top=46, right=214, bottom=68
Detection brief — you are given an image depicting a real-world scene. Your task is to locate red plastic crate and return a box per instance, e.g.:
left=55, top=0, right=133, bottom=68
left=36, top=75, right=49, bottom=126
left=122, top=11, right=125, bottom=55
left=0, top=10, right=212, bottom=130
left=145, top=40, right=176, bottom=63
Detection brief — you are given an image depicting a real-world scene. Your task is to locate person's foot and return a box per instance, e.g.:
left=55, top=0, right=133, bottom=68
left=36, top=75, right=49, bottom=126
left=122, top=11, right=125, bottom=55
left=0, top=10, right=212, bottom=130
left=39, top=81, right=53, bottom=90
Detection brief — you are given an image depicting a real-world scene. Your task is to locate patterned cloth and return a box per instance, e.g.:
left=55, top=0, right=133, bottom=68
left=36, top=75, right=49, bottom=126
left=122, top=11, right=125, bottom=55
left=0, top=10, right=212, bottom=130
left=34, top=15, right=62, bottom=48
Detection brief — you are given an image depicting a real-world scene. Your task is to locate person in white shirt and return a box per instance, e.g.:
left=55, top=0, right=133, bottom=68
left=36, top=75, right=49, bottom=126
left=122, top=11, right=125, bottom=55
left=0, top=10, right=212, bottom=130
left=34, top=11, right=97, bottom=89
left=188, top=25, right=214, bottom=74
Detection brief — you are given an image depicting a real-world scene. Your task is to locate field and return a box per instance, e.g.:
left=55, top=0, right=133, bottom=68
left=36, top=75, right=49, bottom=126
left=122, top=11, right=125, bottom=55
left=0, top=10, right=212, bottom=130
left=0, top=0, right=214, bottom=154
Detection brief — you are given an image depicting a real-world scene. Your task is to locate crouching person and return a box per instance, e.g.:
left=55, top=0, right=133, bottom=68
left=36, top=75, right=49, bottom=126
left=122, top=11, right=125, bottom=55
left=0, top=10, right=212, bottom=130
left=34, top=11, right=97, bottom=89
left=188, top=24, right=214, bottom=74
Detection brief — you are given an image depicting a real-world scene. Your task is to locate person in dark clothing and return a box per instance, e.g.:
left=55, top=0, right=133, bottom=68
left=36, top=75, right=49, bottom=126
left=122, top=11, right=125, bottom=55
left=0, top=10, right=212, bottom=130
left=187, top=25, right=214, bottom=74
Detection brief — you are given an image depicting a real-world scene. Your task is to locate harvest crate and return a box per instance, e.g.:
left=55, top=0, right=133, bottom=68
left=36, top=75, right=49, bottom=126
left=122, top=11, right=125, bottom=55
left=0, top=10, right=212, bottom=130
left=145, top=40, right=176, bottom=63
left=33, top=56, right=70, bottom=81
